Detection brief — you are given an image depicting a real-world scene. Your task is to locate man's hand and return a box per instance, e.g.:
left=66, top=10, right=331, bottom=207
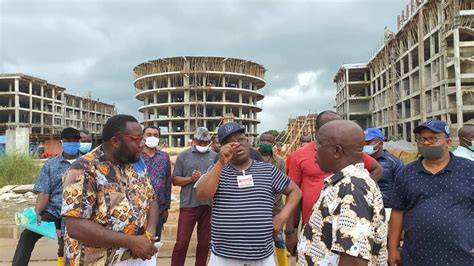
left=191, top=170, right=201, bottom=182
left=218, top=143, right=238, bottom=165
left=285, top=231, right=298, bottom=256
left=162, top=210, right=169, bottom=223
left=272, top=213, right=287, bottom=238
left=388, top=247, right=401, bottom=266
left=36, top=212, right=42, bottom=225
left=127, top=234, right=158, bottom=260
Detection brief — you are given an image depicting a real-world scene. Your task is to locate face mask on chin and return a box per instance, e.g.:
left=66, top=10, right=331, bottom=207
left=145, top=136, right=159, bottom=149
left=195, top=145, right=209, bottom=153
left=419, top=146, right=445, bottom=160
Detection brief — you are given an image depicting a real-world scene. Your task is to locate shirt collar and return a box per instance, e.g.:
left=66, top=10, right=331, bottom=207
left=323, top=163, right=364, bottom=188
left=414, top=152, right=457, bottom=174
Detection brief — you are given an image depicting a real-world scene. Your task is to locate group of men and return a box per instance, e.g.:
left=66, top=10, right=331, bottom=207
left=12, top=111, right=473, bottom=266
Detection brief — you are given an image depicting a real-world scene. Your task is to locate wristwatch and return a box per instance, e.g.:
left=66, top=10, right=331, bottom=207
left=284, top=228, right=298, bottom=235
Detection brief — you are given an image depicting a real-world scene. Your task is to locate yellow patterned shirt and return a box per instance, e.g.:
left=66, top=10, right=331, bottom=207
left=61, top=146, right=155, bottom=265
left=297, top=163, right=387, bottom=266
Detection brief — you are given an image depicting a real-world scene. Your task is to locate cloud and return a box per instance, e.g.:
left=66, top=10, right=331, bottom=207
left=259, top=70, right=334, bottom=132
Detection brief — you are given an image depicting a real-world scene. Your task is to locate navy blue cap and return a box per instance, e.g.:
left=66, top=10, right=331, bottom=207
left=413, top=119, right=450, bottom=137
left=218, top=122, right=245, bottom=143
left=364, top=128, right=385, bottom=141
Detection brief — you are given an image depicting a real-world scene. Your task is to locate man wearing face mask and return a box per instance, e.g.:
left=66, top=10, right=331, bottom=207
left=13, top=127, right=81, bottom=266
left=388, top=120, right=474, bottom=266
left=171, top=127, right=216, bottom=266
left=79, top=129, right=93, bottom=155
left=258, top=132, right=288, bottom=266
left=453, top=124, right=474, bottom=161
left=141, top=126, right=172, bottom=241
left=363, top=128, right=404, bottom=210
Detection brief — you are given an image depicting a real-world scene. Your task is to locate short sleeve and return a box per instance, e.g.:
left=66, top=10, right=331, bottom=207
left=271, top=165, right=290, bottom=194
left=391, top=169, right=408, bottom=210
left=362, top=153, right=375, bottom=170
left=33, top=161, right=52, bottom=194
left=61, top=167, right=97, bottom=219
left=172, top=154, right=185, bottom=177
left=331, top=186, right=378, bottom=261
left=288, top=153, right=302, bottom=186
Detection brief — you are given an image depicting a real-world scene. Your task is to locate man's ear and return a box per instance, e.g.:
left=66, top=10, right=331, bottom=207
left=334, top=145, right=343, bottom=159
left=110, top=136, right=121, bottom=148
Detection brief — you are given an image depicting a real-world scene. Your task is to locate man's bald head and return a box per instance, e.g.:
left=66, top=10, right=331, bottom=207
left=458, top=124, right=474, bottom=149
left=315, top=110, right=341, bottom=130
left=316, top=120, right=365, bottom=173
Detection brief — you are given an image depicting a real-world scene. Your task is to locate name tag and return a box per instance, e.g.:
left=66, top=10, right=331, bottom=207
left=237, top=174, right=254, bottom=188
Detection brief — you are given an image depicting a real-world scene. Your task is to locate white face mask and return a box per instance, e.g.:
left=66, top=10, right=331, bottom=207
left=145, top=137, right=159, bottom=149
left=195, top=145, right=209, bottom=153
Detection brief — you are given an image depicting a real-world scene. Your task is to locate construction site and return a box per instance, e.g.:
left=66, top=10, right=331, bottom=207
left=335, top=0, right=474, bottom=142
left=133, top=56, right=266, bottom=147
left=0, top=73, right=116, bottom=155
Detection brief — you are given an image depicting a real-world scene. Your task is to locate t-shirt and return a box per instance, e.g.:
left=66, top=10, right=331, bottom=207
left=173, top=146, right=217, bottom=208
left=391, top=154, right=474, bottom=265
left=211, top=161, right=290, bottom=260
left=288, top=141, right=376, bottom=225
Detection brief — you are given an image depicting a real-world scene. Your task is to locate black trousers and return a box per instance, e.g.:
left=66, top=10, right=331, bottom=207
left=12, top=211, right=63, bottom=266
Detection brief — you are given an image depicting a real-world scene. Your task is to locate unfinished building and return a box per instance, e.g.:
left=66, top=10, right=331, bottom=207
left=283, top=114, right=317, bottom=156
left=334, top=64, right=372, bottom=130
left=0, top=73, right=116, bottom=152
left=335, top=0, right=474, bottom=142
left=133, top=56, right=266, bottom=147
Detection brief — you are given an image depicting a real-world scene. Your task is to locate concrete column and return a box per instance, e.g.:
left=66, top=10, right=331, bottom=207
left=239, top=79, right=242, bottom=88
left=239, top=107, right=242, bottom=118
left=167, top=77, right=171, bottom=87
left=402, top=122, right=407, bottom=140
left=154, top=93, right=157, bottom=104
left=61, top=91, right=65, bottom=127
left=345, top=69, right=350, bottom=120
left=14, top=79, right=19, bottom=125
left=52, top=88, right=56, bottom=126
left=168, top=106, right=172, bottom=117
left=221, top=77, right=226, bottom=87
left=239, top=93, right=242, bottom=103
left=40, top=85, right=44, bottom=134
left=168, top=91, right=171, bottom=103
left=29, top=81, right=33, bottom=124
left=454, top=28, right=464, bottom=128
left=222, top=91, right=226, bottom=102
left=418, top=8, right=427, bottom=122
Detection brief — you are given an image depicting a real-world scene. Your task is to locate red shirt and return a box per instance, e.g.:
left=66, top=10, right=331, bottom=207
left=287, top=141, right=375, bottom=225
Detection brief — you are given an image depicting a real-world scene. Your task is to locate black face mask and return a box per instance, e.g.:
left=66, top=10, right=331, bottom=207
left=419, top=146, right=444, bottom=160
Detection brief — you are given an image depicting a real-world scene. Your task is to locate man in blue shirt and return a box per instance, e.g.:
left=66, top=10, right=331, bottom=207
left=12, top=127, right=81, bottom=266
left=363, top=128, right=404, bottom=208
left=388, top=120, right=474, bottom=266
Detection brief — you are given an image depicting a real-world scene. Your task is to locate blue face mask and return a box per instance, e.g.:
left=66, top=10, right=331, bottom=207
left=79, top=143, right=92, bottom=154
left=62, top=142, right=80, bottom=156
left=363, top=145, right=376, bottom=155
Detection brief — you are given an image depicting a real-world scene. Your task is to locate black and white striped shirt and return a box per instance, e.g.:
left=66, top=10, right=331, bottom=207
left=211, top=160, right=290, bottom=260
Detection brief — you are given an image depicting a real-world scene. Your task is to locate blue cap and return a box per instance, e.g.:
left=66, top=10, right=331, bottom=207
left=218, top=122, right=245, bottom=143
left=364, top=128, right=385, bottom=141
left=413, top=119, right=450, bottom=137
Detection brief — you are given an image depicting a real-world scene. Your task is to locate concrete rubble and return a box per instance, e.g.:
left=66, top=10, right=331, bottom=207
left=0, top=185, right=36, bottom=207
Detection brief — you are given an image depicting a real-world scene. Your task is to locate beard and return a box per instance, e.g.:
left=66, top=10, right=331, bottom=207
left=114, top=141, right=140, bottom=164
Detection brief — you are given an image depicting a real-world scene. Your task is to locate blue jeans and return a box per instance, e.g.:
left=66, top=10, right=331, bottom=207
left=156, top=212, right=165, bottom=241
left=274, top=230, right=285, bottom=248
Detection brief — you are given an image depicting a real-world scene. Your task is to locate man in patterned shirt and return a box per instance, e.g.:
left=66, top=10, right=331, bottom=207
left=297, top=120, right=387, bottom=265
left=141, top=125, right=171, bottom=241
left=61, top=114, right=159, bottom=265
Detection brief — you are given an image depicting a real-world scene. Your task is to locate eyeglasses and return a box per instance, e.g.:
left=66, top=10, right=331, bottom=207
left=415, top=136, right=447, bottom=144
left=120, top=134, right=144, bottom=143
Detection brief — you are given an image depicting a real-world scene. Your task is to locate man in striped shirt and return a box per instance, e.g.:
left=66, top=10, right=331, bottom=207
left=196, top=122, right=302, bottom=265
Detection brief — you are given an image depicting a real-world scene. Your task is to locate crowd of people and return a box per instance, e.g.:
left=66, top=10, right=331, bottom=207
left=11, top=112, right=473, bottom=266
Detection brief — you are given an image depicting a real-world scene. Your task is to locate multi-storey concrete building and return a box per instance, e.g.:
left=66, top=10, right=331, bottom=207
left=335, top=0, right=474, bottom=142
left=133, top=56, right=266, bottom=147
left=0, top=73, right=116, bottom=141
left=334, top=64, right=372, bottom=130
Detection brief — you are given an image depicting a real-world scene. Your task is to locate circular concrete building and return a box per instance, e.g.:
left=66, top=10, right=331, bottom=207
left=133, top=56, right=266, bottom=147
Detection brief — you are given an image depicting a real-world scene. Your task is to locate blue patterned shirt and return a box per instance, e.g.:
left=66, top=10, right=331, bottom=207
left=142, top=150, right=172, bottom=213
left=33, top=155, right=72, bottom=218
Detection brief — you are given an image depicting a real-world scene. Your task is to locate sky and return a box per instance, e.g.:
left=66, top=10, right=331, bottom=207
left=0, top=0, right=408, bottom=133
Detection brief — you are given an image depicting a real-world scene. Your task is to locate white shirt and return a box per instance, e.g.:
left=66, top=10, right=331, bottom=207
left=453, top=146, right=474, bottom=161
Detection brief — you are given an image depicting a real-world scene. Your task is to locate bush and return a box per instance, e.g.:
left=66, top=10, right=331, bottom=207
left=0, top=153, right=41, bottom=187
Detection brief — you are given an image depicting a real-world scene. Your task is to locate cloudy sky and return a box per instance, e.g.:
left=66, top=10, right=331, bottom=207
left=0, top=0, right=407, bottom=132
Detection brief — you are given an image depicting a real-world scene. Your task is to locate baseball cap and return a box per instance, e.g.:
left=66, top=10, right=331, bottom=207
left=364, top=128, right=385, bottom=141
left=413, top=119, right=450, bottom=137
left=218, top=122, right=245, bottom=143
left=194, top=127, right=211, bottom=141
left=61, top=127, right=81, bottom=139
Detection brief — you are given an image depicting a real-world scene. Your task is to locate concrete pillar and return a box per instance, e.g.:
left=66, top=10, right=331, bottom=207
left=418, top=8, right=427, bottom=122
left=29, top=81, right=33, bottom=124
left=52, top=88, right=56, bottom=127
left=239, top=107, right=243, bottom=118
left=14, top=79, right=19, bottom=125
left=168, top=91, right=171, bottom=103
left=167, top=77, right=171, bottom=87
left=345, top=69, right=350, bottom=120
left=5, top=128, right=30, bottom=154
left=454, top=28, right=464, bottom=128
left=154, top=93, right=157, bottom=104
left=40, top=85, right=44, bottom=134
left=239, top=93, right=242, bottom=103
left=61, top=91, right=65, bottom=127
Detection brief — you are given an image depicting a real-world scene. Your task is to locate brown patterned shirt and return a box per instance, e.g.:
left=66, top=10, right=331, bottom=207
left=297, top=163, right=387, bottom=266
left=61, top=146, right=155, bottom=265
